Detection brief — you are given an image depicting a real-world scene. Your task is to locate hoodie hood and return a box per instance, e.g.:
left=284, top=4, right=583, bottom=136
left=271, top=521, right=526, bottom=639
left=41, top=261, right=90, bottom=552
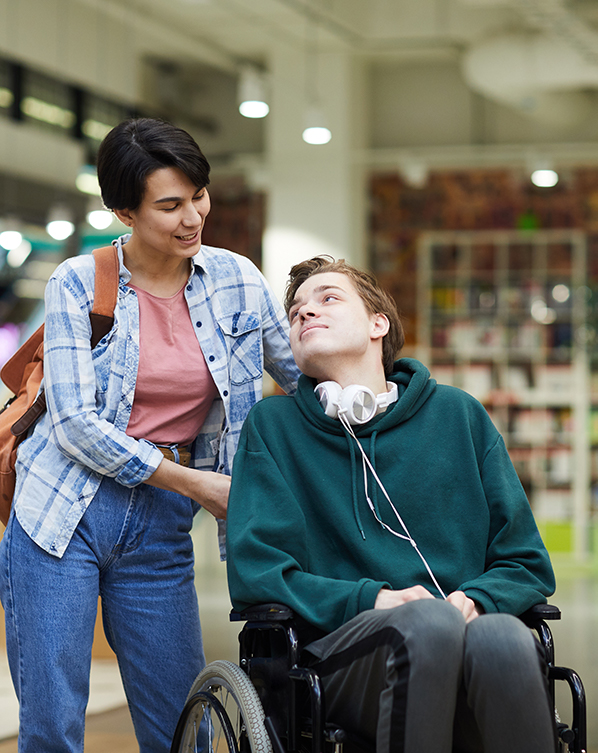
left=294, top=358, right=437, bottom=436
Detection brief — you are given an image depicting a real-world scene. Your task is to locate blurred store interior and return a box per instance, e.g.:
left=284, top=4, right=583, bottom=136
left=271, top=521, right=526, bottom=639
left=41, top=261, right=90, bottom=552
left=1, top=0, right=598, bottom=749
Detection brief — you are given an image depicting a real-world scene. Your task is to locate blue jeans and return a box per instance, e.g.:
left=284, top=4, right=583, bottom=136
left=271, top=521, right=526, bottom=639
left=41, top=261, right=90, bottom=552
left=0, top=477, right=205, bottom=752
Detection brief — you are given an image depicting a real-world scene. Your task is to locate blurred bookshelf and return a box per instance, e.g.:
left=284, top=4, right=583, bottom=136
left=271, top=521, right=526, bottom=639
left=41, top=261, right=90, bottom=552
left=416, top=230, right=593, bottom=558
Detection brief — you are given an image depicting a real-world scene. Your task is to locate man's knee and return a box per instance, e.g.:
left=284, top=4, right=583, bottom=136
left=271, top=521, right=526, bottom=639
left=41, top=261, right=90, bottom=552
left=309, top=598, right=466, bottom=676
left=465, top=613, right=538, bottom=658
left=377, top=599, right=467, bottom=674
left=464, top=613, right=547, bottom=690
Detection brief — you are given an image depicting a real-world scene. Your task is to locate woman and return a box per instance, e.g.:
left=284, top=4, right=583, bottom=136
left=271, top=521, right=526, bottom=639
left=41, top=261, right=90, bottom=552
left=0, top=118, right=300, bottom=752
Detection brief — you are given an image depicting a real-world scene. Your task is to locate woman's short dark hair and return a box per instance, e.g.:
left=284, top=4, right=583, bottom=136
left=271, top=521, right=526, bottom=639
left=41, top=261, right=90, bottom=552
left=96, top=118, right=211, bottom=211
left=284, top=256, right=404, bottom=376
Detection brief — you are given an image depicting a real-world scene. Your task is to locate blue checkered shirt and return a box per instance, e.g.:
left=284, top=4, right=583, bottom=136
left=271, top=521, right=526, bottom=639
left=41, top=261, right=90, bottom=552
left=13, top=235, right=300, bottom=557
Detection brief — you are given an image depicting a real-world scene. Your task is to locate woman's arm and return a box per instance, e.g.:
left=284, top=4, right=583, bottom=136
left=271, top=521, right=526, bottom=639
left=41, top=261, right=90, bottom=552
left=256, top=270, right=301, bottom=393
left=43, top=271, right=166, bottom=485
left=145, top=459, right=230, bottom=519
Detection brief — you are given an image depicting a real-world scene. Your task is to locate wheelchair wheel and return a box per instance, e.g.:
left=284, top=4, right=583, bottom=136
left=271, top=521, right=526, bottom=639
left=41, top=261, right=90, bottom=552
left=171, top=659, right=273, bottom=753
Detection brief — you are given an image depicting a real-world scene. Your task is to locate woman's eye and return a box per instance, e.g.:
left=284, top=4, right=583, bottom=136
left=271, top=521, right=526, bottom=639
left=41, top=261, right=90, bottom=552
left=163, top=205, right=178, bottom=212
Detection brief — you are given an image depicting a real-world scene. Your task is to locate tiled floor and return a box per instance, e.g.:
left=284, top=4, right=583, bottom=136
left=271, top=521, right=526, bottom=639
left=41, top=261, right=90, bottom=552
left=1, top=514, right=596, bottom=752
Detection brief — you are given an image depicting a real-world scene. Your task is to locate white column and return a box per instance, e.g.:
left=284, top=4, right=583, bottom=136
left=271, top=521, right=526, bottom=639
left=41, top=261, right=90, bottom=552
left=261, top=43, right=367, bottom=301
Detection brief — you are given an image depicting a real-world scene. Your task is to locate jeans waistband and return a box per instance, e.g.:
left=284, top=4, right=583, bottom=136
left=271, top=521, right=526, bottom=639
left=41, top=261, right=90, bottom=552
left=155, top=444, right=192, bottom=467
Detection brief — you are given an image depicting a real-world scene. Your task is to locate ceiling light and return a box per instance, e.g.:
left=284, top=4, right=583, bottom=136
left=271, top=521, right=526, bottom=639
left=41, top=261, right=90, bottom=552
left=0, top=230, right=23, bottom=250
left=400, top=160, right=428, bottom=189
left=46, top=205, right=75, bottom=241
left=76, top=165, right=101, bottom=196
left=302, top=106, right=331, bottom=145
left=531, top=169, right=558, bottom=188
left=87, top=209, right=113, bottom=230
left=239, top=100, right=269, bottom=119
left=7, top=239, right=32, bottom=268
left=238, top=66, right=269, bottom=119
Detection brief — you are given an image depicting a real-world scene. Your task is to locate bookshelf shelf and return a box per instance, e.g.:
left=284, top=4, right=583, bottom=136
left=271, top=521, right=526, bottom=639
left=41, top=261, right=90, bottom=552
left=417, top=230, right=591, bottom=557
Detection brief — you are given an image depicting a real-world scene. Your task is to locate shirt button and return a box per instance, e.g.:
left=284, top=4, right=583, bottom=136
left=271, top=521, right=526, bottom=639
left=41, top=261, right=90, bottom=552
left=232, top=326, right=238, bottom=333
left=209, top=355, right=215, bottom=362
left=187, top=285, right=192, bottom=291
left=218, top=464, right=225, bottom=471
left=223, top=390, right=228, bottom=397
left=196, top=321, right=202, bottom=327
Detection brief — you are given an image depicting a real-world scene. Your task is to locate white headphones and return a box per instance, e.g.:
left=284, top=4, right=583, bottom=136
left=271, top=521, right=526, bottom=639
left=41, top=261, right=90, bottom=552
left=314, top=381, right=398, bottom=425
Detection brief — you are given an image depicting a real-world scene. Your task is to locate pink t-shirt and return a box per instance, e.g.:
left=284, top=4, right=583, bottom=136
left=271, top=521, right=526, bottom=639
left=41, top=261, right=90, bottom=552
left=126, top=283, right=218, bottom=445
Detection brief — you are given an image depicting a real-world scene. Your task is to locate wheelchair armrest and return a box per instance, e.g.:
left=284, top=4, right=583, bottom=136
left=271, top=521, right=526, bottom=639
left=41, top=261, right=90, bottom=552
left=518, top=603, right=561, bottom=627
left=230, top=603, right=296, bottom=623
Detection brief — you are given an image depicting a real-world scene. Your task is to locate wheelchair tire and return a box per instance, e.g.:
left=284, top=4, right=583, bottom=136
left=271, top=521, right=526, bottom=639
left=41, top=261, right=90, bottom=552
left=171, top=659, right=273, bottom=753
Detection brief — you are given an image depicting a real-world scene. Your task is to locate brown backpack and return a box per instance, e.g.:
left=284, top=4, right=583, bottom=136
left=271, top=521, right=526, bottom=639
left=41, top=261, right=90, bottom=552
left=0, top=245, right=119, bottom=526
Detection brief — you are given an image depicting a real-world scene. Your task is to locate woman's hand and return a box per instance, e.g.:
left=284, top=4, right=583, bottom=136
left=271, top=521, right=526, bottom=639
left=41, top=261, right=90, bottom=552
left=188, top=470, right=230, bottom=519
left=375, top=585, right=435, bottom=610
left=145, top=459, right=231, bottom=519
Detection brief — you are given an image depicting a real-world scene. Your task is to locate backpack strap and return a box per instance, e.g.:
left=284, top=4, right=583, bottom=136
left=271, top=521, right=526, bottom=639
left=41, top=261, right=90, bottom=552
left=90, top=245, right=119, bottom=348
left=7, top=245, right=119, bottom=438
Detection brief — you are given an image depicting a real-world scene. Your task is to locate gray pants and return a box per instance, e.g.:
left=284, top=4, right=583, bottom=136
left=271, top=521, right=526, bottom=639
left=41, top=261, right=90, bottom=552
left=304, top=599, right=556, bottom=753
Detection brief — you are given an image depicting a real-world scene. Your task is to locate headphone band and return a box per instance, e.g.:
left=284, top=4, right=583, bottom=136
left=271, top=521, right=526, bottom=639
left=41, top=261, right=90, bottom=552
left=315, top=381, right=398, bottom=425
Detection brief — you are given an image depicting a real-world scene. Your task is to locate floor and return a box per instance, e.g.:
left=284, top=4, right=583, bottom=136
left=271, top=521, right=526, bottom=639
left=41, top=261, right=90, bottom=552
left=0, top=514, right=596, bottom=752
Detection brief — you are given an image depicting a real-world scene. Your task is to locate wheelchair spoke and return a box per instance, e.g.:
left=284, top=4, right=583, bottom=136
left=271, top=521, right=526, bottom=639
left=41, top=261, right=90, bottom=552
left=171, top=660, right=272, bottom=753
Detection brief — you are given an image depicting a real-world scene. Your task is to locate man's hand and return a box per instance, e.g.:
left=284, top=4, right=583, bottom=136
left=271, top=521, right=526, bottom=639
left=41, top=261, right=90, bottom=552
left=375, top=586, right=435, bottom=610
left=446, top=591, right=482, bottom=623
left=375, top=588, right=482, bottom=623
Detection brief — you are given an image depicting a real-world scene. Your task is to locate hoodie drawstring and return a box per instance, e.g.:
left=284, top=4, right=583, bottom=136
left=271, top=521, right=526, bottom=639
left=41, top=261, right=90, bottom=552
left=344, top=429, right=367, bottom=540
left=337, top=409, right=447, bottom=600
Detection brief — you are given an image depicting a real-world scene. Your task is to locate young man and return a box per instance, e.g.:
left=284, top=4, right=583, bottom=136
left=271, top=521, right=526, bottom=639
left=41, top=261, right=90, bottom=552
left=226, top=257, right=556, bottom=753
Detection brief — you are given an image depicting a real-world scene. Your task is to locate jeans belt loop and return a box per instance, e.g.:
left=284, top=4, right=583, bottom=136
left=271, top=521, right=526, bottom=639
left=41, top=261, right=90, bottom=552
left=156, top=444, right=192, bottom=467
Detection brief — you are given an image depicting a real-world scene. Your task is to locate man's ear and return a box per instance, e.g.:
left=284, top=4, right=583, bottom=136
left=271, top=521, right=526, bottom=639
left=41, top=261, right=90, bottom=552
left=371, top=313, right=390, bottom=341
left=113, top=207, right=134, bottom=228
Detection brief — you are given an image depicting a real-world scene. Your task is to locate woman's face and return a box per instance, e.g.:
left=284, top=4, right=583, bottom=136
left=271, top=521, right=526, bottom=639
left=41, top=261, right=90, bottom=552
left=119, top=166, right=211, bottom=262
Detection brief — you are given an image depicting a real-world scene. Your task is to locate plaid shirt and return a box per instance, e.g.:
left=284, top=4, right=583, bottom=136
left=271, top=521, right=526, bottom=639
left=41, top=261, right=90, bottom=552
left=14, top=236, right=300, bottom=558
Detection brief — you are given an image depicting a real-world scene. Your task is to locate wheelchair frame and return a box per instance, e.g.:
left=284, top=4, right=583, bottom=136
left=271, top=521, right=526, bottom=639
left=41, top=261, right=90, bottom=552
left=170, top=602, right=587, bottom=753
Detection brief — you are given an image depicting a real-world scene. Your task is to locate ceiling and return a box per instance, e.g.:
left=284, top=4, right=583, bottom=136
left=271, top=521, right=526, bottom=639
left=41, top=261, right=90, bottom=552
left=112, top=0, right=598, bottom=67
left=101, top=0, right=598, bottom=166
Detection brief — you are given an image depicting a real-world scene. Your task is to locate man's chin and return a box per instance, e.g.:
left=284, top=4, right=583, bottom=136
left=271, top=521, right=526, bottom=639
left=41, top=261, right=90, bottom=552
left=295, top=360, right=330, bottom=383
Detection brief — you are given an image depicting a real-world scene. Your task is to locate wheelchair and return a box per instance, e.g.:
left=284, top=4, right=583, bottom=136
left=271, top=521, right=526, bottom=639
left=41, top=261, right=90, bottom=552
left=170, top=602, right=587, bottom=753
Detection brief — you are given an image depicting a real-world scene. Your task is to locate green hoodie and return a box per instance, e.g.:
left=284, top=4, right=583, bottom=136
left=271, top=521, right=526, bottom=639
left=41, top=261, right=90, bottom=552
left=226, top=358, right=555, bottom=635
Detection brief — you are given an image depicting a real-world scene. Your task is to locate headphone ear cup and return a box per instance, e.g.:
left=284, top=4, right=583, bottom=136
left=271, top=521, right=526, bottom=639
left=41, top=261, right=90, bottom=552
left=341, top=384, right=377, bottom=424
left=314, top=381, right=343, bottom=418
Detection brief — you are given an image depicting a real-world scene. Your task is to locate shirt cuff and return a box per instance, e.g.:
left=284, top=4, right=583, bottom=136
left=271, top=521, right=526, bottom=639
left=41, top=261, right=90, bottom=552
left=114, top=440, right=164, bottom=487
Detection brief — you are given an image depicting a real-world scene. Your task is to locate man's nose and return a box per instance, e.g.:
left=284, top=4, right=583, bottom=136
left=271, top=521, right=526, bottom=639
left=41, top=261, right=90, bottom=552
left=300, top=309, right=316, bottom=321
